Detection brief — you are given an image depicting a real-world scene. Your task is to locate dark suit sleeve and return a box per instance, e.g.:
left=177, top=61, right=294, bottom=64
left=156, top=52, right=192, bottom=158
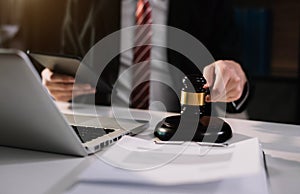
left=168, top=0, right=252, bottom=113
left=219, top=1, right=251, bottom=113
left=206, top=0, right=251, bottom=113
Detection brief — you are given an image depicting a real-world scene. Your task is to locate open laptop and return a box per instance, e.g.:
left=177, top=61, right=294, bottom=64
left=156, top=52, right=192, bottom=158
left=0, top=49, right=148, bottom=156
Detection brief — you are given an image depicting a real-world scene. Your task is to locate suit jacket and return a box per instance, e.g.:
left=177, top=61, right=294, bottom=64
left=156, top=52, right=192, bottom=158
left=62, top=0, right=249, bottom=113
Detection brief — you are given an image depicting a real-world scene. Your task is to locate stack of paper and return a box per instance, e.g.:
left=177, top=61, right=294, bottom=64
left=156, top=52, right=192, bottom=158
left=65, top=136, right=269, bottom=194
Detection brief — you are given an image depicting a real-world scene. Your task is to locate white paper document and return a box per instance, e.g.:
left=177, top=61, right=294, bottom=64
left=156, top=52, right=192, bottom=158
left=65, top=136, right=269, bottom=194
left=79, top=136, right=266, bottom=184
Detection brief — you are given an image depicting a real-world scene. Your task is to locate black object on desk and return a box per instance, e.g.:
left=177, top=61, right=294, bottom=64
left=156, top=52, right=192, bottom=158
left=154, top=75, right=232, bottom=143
left=27, top=51, right=113, bottom=93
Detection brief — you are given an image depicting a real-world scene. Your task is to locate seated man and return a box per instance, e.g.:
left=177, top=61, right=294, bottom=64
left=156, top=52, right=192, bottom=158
left=42, top=0, right=249, bottom=113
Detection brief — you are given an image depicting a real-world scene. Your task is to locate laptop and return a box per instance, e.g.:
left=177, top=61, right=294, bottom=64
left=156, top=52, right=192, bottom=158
left=0, top=49, right=148, bottom=156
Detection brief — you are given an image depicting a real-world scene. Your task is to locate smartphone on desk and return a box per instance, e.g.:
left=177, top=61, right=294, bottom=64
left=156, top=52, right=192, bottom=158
left=27, top=51, right=112, bottom=92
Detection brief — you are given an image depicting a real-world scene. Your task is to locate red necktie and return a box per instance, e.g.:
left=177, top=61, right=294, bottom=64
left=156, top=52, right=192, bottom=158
left=130, top=0, right=152, bottom=109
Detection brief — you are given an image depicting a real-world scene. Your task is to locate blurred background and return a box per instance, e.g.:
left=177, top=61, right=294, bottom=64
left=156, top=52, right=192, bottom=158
left=0, top=0, right=299, bottom=124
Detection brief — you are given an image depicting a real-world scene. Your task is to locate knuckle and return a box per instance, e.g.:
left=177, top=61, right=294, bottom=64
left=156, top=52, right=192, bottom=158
left=63, top=84, right=72, bottom=90
left=43, top=80, right=51, bottom=87
left=49, top=73, right=56, bottom=80
left=236, top=85, right=242, bottom=95
left=212, top=88, right=222, bottom=97
left=41, top=68, right=49, bottom=76
left=233, top=87, right=243, bottom=100
left=42, top=68, right=53, bottom=80
left=233, top=76, right=241, bottom=83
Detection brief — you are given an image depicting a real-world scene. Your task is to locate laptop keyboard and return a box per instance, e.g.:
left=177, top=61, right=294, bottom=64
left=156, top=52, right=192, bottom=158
left=71, top=125, right=115, bottom=143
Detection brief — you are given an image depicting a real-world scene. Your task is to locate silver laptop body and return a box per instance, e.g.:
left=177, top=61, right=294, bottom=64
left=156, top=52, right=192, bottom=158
left=0, top=49, right=148, bottom=156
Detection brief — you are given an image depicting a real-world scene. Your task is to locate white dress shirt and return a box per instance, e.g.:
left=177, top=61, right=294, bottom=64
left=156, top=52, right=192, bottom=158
left=117, top=0, right=172, bottom=111
left=115, top=0, right=248, bottom=113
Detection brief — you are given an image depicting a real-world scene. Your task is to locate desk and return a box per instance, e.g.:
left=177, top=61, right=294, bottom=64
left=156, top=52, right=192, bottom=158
left=0, top=103, right=300, bottom=194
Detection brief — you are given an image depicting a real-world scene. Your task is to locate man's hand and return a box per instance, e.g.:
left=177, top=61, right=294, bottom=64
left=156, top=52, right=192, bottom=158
left=203, top=60, right=247, bottom=102
left=41, top=68, right=96, bottom=102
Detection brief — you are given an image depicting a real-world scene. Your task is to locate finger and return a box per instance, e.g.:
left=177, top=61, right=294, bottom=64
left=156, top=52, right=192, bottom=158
left=225, top=92, right=241, bottom=102
left=203, top=63, right=223, bottom=102
left=41, top=68, right=53, bottom=81
left=42, top=68, right=75, bottom=83
left=213, top=61, right=230, bottom=88
left=203, top=64, right=215, bottom=88
left=45, top=82, right=93, bottom=91
left=223, top=81, right=244, bottom=101
left=45, top=82, right=74, bottom=91
left=222, top=62, right=246, bottom=101
left=51, top=90, right=73, bottom=102
left=50, top=73, right=75, bottom=83
left=54, top=89, right=96, bottom=99
left=211, top=79, right=246, bottom=102
left=210, top=76, right=243, bottom=102
left=205, top=60, right=247, bottom=103
left=205, top=94, right=211, bottom=102
left=207, top=90, right=228, bottom=102
left=73, top=83, right=95, bottom=91
left=51, top=88, right=96, bottom=102
left=72, top=88, right=96, bottom=96
left=209, top=69, right=228, bottom=101
left=207, top=76, right=244, bottom=102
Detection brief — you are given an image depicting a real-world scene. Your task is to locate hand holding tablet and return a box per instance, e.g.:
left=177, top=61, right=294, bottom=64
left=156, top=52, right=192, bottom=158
left=28, top=51, right=112, bottom=102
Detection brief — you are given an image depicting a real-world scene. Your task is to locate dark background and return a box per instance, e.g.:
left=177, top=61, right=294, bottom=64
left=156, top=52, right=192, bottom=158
left=232, top=0, right=300, bottom=124
left=0, top=0, right=299, bottom=124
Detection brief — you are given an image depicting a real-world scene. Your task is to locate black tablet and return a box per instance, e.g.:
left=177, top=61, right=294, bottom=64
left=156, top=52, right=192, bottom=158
left=27, top=51, right=112, bottom=92
left=28, top=51, right=81, bottom=76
